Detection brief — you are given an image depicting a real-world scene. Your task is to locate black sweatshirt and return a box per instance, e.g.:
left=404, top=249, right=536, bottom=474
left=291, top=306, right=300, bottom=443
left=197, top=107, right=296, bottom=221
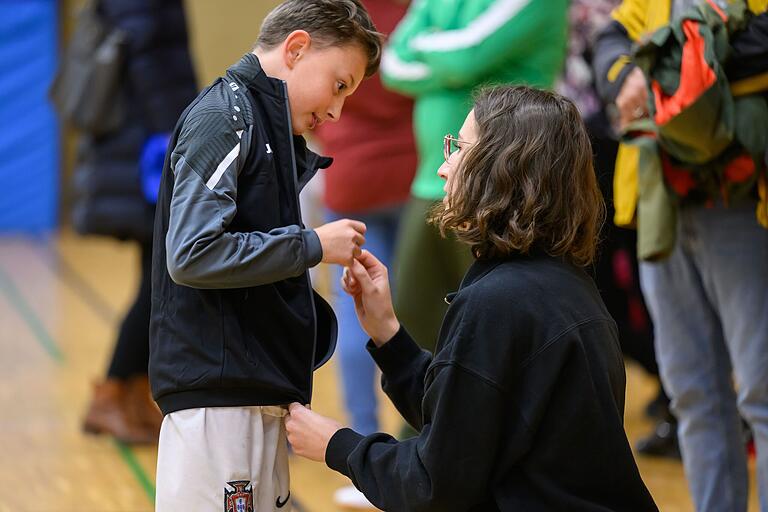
left=326, top=255, right=658, bottom=512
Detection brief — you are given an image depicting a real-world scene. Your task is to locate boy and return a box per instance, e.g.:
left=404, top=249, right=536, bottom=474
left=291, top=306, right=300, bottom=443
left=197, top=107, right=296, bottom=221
left=148, top=1, right=381, bottom=510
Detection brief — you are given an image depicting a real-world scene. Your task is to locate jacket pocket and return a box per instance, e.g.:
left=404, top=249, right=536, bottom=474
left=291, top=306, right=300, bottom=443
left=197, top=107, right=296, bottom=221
left=219, top=290, right=262, bottom=386
left=312, top=291, right=338, bottom=370
left=160, top=289, right=226, bottom=389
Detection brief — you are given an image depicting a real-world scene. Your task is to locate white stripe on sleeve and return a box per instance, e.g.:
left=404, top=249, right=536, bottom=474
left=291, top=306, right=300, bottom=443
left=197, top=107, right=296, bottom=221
left=205, top=130, right=243, bottom=190
left=381, top=48, right=432, bottom=81
left=410, top=0, right=532, bottom=52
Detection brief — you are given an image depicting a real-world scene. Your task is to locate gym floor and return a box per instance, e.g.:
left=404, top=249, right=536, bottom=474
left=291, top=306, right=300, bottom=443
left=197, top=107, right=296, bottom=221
left=0, top=232, right=759, bottom=511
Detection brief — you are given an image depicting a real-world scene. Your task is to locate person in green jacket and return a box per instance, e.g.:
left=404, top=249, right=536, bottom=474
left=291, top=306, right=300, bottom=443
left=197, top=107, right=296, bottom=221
left=380, top=0, right=569, bottom=353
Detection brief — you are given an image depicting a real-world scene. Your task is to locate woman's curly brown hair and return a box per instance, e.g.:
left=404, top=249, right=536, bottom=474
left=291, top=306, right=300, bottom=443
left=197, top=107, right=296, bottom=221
left=431, top=86, right=605, bottom=266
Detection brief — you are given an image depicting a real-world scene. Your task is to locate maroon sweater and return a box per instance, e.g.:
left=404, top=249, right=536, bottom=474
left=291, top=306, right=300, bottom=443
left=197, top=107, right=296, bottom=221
left=314, top=0, right=417, bottom=214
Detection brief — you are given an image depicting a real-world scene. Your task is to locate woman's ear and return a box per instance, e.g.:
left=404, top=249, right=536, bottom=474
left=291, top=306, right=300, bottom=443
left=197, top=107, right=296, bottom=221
left=283, top=30, right=312, bottom=69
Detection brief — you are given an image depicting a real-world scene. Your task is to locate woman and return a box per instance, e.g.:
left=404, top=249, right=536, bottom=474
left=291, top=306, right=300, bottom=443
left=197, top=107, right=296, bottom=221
left=286, top=86, right=657, bottom=511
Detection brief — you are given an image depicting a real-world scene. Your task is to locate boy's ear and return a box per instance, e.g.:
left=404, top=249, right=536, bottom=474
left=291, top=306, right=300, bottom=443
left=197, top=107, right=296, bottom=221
left=283, top=30, right=312, bottom=69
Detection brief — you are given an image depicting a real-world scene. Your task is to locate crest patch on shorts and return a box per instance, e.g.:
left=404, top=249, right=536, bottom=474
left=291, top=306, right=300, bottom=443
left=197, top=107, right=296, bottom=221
left=224, top=480, right=253, bottom=512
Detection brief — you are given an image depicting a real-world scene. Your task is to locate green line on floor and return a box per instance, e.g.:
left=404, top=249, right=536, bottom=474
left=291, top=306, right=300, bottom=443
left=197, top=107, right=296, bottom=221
left=1, top=245, right=158, bottom=506
left=0, top=265, right=64, bottom=363
left=114, top=440, right=156, bottom=503
left=42, top=244, right=156, bottom=506
left=45, top=244, right=313, bottom=510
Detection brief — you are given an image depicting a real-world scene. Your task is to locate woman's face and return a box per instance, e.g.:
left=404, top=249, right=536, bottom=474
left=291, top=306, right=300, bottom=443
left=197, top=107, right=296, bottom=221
left=438, top=110, right=478, bottom=202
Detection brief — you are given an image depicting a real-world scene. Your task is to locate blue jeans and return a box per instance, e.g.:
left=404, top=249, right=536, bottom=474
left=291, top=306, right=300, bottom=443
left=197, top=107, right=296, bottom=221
left=640, top=202, right=768, bottom=512
left=327, top=207, right=402, bottom=434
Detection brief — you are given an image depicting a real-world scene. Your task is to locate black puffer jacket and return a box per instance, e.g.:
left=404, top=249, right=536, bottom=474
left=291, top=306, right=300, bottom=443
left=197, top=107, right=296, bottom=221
left=72, top=0, right=197, bottom=241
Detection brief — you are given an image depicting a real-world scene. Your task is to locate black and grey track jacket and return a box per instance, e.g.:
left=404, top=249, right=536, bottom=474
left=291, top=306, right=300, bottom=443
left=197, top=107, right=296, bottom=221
left=149, top=53, right=337, bottom=415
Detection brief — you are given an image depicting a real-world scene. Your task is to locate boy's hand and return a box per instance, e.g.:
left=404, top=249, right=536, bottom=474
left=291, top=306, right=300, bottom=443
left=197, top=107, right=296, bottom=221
left=316, top=219, right=366, bottom=266
left=342, top=250, right=400, bottom=346
left=285, top=403, right=342, bottom=463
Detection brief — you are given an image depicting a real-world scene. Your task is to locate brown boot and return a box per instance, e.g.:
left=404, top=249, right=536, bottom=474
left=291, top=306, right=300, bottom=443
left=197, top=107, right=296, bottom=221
left=126, top=375, right=163, bottom=436
left=82, top=378, right=158, bottom=445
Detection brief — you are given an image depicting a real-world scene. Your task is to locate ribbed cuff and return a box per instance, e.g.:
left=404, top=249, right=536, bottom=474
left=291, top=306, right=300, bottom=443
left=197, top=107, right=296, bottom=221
left=325, top=427, right=365, bottom=476
left=302, top=229, right=323, bottom=267
left=366, top=326, right=423, bottom=376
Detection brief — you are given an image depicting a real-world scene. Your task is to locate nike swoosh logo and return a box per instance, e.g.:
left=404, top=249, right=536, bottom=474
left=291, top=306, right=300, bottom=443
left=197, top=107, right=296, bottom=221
left=276, top=491, right=290, bottom=508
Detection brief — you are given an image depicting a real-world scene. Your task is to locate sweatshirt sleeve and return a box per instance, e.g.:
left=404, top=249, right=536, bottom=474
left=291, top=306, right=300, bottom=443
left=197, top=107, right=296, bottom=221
left=382, top=0, right=564, bottom=95
left=164, top=110, right=322, bottom=289
left=366, top=326, right=433, bottom=430
left=325, top=363, right=516, bottom=512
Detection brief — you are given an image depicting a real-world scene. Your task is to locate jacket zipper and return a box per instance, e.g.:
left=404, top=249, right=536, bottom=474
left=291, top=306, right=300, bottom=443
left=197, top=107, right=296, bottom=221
left=280, top=81, right=318, bottom=403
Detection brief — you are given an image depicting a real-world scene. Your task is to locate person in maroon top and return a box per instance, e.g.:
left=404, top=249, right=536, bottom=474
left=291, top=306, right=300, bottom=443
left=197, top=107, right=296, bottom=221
left=316, top=1, right=415, bottom=214
left=312, top=0, right=416, bottom=507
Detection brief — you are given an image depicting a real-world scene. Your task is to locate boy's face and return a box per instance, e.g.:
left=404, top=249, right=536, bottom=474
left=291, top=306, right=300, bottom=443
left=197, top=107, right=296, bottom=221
left=283, top=35, right=368, bottom=135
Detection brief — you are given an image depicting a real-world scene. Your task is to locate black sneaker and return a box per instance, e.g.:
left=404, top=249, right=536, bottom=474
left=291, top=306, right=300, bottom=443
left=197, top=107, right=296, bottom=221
left=644, top=388, right=671, bottom=420
left=635, top=418, right=681, bottom=459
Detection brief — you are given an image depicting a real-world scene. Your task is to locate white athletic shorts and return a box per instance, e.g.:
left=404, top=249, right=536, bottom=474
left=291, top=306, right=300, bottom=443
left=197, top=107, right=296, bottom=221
left=155, top=406, right=291, bottom=512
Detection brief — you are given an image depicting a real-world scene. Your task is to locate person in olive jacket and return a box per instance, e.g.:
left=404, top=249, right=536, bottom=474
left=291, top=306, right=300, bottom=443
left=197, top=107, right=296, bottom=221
left=286, top=86, right=658, bottom=512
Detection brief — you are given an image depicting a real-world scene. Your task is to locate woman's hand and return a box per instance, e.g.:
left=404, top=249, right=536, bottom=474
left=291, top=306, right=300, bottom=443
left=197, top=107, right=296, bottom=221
left=285, top=403, right=343, bottom=462
left=341, top=250, right=400, bottom=347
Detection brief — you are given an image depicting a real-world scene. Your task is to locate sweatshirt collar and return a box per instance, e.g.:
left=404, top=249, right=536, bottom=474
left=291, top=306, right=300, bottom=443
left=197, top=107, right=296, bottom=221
left=444, top=250, right=554, bottom=304
left=443, top=256, right=492, bottom=305
left=459, top=258, right=502, bottom=289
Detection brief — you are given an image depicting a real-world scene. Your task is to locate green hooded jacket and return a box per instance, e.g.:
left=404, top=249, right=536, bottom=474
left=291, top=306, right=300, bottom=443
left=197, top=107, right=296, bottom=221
left=380, top=0, right=568, bottom=200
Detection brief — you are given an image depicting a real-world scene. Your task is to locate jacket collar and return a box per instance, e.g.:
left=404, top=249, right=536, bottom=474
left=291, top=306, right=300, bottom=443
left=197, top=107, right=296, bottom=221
left=226, top=53, right=334, bottom=175
left=226, top=52, right=285, bottom=99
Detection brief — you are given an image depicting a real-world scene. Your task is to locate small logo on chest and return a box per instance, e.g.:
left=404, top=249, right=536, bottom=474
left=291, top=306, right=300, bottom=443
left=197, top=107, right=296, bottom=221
left=265, top=143, right=273, bottom=154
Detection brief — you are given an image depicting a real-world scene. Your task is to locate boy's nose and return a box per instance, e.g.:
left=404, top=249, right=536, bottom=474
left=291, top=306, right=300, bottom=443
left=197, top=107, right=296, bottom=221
left=327, top=100, right=344, bottom=123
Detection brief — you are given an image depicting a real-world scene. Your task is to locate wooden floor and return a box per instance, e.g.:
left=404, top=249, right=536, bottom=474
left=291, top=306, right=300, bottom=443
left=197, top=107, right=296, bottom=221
left=0, top=232, right=759, bottom=511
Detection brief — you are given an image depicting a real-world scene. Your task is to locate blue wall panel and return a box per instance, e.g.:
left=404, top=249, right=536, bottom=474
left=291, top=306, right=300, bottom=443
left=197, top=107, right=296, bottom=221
left=0, top=0, right=59, bottom=232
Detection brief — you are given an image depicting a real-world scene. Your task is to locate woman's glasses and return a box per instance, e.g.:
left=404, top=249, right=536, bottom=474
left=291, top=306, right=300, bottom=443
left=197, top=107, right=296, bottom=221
left=443, top=134, right=472, bottom=162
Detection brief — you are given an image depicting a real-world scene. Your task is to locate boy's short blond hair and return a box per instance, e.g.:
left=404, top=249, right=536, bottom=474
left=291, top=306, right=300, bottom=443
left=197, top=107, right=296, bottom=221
left=257, top=0, right=382, bottom=78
